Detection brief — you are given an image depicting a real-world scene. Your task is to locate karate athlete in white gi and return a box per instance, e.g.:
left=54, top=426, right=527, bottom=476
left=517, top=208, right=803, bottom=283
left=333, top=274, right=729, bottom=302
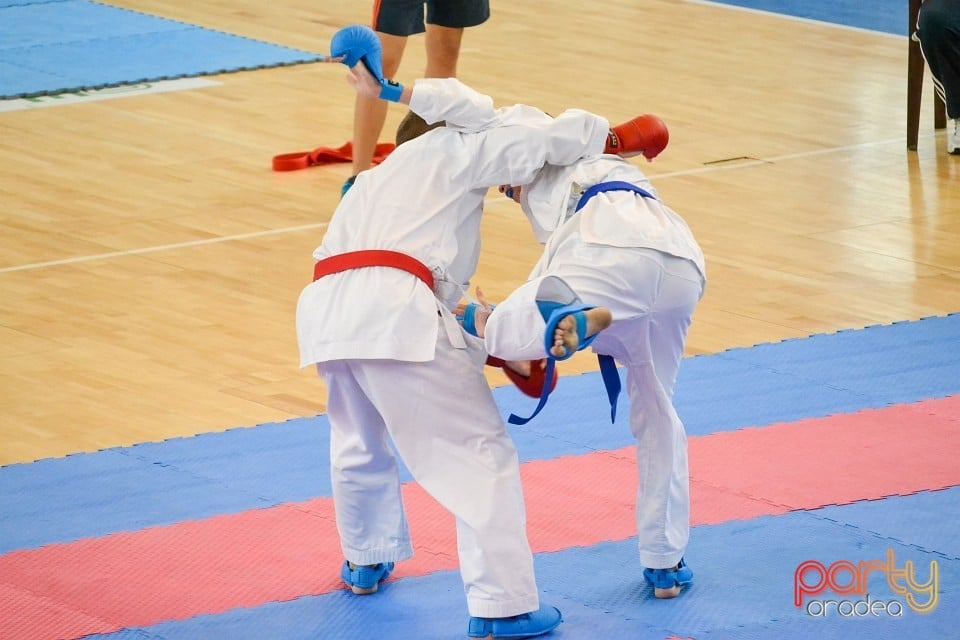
left=296, top=41, right=621, bottom=637
left=464, top=149, right=706, bottom=600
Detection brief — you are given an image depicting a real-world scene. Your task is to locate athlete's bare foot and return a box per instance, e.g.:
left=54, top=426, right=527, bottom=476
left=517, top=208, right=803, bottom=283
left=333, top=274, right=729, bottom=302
left=550, top=307, right=613, bottom=358
left=503, top=359, right=536, bottom=378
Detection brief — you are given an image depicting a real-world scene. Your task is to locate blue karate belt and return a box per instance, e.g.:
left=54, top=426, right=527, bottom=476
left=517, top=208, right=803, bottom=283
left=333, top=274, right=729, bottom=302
left=507, top=181, right=657, bottom=426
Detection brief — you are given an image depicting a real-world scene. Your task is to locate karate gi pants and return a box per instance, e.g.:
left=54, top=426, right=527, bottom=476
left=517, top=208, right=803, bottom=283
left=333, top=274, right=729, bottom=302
left=319, top=319, right=539, bottom=618
left=485, top=246, right=704, bottom=569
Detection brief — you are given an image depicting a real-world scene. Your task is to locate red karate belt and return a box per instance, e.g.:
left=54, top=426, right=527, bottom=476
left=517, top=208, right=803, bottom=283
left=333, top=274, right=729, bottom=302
left=273, top=142, right=396, bottom=172
left=312, top=250, right=434, bottom=290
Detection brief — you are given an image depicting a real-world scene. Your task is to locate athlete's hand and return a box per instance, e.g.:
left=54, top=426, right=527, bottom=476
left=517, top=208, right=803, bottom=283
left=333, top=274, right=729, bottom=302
left=455, top=287, right=494, bottom=338
left=346, top=63, right=383, bottom=99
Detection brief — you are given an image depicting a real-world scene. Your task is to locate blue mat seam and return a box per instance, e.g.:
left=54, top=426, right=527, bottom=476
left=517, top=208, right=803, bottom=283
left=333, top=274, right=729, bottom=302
left=802, top=493, right=960, bottom=561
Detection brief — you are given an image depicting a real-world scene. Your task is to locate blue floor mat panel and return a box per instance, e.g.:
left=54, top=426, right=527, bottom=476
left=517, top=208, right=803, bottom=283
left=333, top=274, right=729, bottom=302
left=0, top=0, right=324, bottom=98
left=704, top=0, right=906, bottom=36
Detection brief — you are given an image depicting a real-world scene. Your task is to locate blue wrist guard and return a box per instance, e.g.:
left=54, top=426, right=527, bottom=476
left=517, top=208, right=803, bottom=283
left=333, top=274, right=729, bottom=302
left=379, top=79, right=404, bottom=102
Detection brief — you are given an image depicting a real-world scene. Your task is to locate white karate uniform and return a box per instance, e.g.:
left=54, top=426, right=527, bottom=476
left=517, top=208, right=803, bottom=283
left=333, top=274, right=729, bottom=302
left=295, top=78, right=610, bottom=617
left=483, top=155, right=706, bottom=570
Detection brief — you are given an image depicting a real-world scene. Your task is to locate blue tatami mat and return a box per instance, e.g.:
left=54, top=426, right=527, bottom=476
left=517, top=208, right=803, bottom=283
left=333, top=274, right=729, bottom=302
left=0, top=0, right=324, bottom=98
left=2, top=314, right=958, bottom=554
left=84, top=488, right=960, bottom=640
left=705, top=0, right=906, bottom=36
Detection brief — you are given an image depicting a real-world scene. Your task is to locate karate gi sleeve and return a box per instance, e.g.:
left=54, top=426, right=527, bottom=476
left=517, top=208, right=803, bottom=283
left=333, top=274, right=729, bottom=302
left=407, top=78, right=609, bottom=190
left=407, top=78, right=499, bottom=130
left=467, top=107, right=610, bottom=190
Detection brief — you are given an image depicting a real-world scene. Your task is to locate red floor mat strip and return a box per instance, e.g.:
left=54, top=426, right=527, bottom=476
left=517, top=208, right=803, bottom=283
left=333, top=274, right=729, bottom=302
left=1, top=396, right=957, bottom=639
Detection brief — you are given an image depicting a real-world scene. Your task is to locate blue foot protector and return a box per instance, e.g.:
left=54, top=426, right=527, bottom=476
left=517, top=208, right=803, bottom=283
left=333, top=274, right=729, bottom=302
left=541, top=303, right=598, bottom=361
left=467, top=604, right=563, bottom=639
left=341, top=560, right=394, bottom=595
left=643, top=558, right=693, bottom=598
left=508, top=301, right=598, bottom=426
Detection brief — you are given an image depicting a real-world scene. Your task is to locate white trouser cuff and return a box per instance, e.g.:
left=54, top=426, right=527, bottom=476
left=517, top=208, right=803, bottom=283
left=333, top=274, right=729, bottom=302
left=467, top=593, right=541, bottom=619
left=639, top=550, right=685, bottom=570
left=343, top=543, right=414, bottom=567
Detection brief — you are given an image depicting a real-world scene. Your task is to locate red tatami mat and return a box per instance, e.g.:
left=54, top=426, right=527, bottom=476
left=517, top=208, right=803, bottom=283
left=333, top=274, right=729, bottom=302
left=1, top=396, right=957, bottom=639
left=690, top=397, right=960, bottom=510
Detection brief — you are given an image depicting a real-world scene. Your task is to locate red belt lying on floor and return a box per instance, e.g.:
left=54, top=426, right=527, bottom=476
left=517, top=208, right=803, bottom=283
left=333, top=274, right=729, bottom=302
left=313, top=250, right=434, bottom=289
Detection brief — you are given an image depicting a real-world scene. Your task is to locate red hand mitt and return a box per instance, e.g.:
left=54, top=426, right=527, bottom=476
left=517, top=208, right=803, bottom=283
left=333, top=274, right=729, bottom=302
left=486, top=356, right=558, bottom=399
left=604, top=114, right=669, bottom=160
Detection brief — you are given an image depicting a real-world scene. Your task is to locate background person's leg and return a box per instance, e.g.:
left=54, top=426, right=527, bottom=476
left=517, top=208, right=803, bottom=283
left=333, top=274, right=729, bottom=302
left=349, top=32, right=407, bottom=186
left=917, top=0, right=960, bottom=152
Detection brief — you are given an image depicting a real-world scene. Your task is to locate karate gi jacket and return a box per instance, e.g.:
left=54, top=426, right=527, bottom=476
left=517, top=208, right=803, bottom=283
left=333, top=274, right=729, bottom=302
left=297, top=79, right=610, bottom=365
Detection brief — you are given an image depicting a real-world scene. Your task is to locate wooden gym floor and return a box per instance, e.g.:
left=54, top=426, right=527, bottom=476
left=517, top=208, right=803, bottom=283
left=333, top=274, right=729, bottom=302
left=0, top=0, right=957, bottom=466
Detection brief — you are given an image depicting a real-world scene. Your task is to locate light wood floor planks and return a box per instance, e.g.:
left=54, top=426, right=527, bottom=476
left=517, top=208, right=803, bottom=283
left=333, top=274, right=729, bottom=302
left=1, top=0, right=957, bottom=465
